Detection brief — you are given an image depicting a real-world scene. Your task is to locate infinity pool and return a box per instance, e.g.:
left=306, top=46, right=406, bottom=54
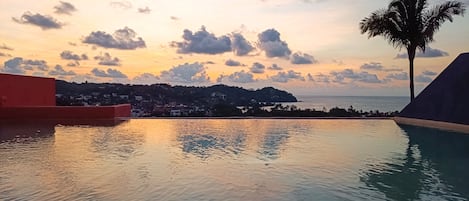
left=1, top=119, right=468, bottom=200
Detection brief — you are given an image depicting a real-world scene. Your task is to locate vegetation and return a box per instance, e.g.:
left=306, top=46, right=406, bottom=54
left=55, top=80, right=297, bottom=107
left=212, top=104, right=398, bottom=118
left=360, top=0, right=465, bottom=101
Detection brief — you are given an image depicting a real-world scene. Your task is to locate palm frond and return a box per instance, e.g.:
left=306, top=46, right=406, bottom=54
left=360, top=9, right=388, bottom=36
left=422, top=1, right=466, bottom=45
left=389, top=0, right=409, bottom=20
left=416, top=0, right=428, bottom=14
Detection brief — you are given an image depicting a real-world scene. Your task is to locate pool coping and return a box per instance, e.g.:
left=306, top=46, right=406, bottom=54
left=394, top=117, right=469, bottom=134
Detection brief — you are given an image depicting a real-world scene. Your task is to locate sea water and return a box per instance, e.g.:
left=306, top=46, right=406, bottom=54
left=286, top=96, right=409, bottom=112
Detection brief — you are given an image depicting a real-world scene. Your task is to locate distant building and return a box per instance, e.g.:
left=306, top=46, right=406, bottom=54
left=135, top=96, right=143, bottom=101
left=170, top=109, right=182, bottom=117
left=131, top=109, right=145, bottom=117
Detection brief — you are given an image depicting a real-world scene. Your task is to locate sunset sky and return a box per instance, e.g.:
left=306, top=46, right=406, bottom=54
left=1, top=0, right=468, bottom=96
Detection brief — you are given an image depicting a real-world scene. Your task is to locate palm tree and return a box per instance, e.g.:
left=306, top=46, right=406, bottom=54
left=360, top=0, right=465, bottom=102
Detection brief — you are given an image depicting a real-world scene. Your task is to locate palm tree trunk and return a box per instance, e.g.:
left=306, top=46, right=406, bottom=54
left=408, top=47, right=416, bottom=102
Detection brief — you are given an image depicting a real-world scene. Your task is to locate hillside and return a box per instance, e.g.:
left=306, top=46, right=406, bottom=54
left=55, top=80, right=297, bottom=107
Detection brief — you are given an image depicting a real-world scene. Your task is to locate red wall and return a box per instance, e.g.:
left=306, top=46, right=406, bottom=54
left=0, top=73, right=56, bottom=107
left=0, top=104, right=131, bottom=119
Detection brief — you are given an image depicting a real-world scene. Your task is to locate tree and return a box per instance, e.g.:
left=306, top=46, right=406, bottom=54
left=360, top=0, right=465, bottom=101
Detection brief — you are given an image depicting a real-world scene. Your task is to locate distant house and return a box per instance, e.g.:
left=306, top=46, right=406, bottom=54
left=170, top=109, right=182, bottom=117
left=83, top=95, right=92, bottom=101
left=131, top=108, right=145, bottom=117
left=135, top=96, right=143, bottom=101
left=119, top=95, right=129, bottom=99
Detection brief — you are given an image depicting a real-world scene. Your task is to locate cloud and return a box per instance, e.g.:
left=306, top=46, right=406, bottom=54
left=172, top=26, right=231, bottom=54
left=225, top=59, right=243, bottom=67
left=395, top=46, right=449, bottom=59
left=217, top=70, right=256, bottom=83
left=92, top=68, right=127, bottom=78
left=94, top=52, right=121, bottom=66
left=160, top=62, right=210, bottom=83
left=170, top=16, right=180, bottom=21
left=231, top=33, right=255, bottom=56
left=268, top=64, right=283, bottom=70
left=67, top=61, right=79, bottom=67
left=315, top=73, right=331, bottom=83
left=271, top=70, right=305, bottom=83
left=110, top=1, right=132, bottom=9
left=203, top=61, right=215, bottom=65
left=291, top=52, right=317, bottom=64
left=414, top=70, right=438, bottom=83
left=331, top=69, right=383, bottom=83
left=13, top=12, right=63, bottom=30
left=415, top=75, right=433, bottom=83
left=249, top=62, right=265, bottom=74
left=60, top=50, right=88, bottom=61
left=332, top=59, right=345, bottom=66
left=360, top=62, right=384, bottom=71
left=258, top=29, right=291, bottom=58
left=23, top=59, right=48, bottom=71
left=383, top=68, right=404, bottom=72
left=386, top=72, right=409, bottom=80
left=54, top=1, right=77, bottom=15
left=82, top=27, right=146, bottom=50
left=0, top=44, right=14, bottom=51
left=132, top=73, right=160, bottom=84
left=307, top=73, right=314, bottom=81
left=49, top=65, right=76, bottom=76
left=138, top=7, right=151, bottom=14
left=360, top=62, right=404, bottom=72
left=422, top=70, right=437, bottom=76
left=1, top=57, right=51, bottom=74
left=1, top=57, right=25, bottom=74
left=0, top=52, right=12, bottom=57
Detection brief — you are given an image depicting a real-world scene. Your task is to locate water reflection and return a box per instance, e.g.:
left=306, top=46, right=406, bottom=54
left=361, top=124, right=469, bottom=200
left=174, top=120, right=295, bottom=160
left=0, top=120, right=56, bottom=142
left=175, top=120, right=247, bottom=159
left=258, top=126, right=290, bottom=160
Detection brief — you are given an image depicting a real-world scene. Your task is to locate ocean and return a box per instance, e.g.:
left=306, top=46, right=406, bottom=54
left=284, top=96, right=409, bottom=112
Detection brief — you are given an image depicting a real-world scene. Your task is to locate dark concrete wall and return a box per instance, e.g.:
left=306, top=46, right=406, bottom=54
left=399, top=53, right=469, bottom=125
left=0, top=73, right=56, bottom=107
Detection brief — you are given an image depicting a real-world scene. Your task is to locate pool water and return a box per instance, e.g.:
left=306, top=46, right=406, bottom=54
left=1, top=119, right=468, bottom=200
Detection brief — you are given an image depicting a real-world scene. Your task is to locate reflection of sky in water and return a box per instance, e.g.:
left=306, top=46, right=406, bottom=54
left=361, top=124, right=469, bottom=200
left=175, top=120, right=247, bottom=159
left=1, top=119, right=469, bottom=200
left=258, top=127, right=289, bottom=160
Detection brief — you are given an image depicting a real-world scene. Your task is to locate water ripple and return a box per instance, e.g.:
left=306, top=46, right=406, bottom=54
left=1, top=119, right=469, bottom=200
